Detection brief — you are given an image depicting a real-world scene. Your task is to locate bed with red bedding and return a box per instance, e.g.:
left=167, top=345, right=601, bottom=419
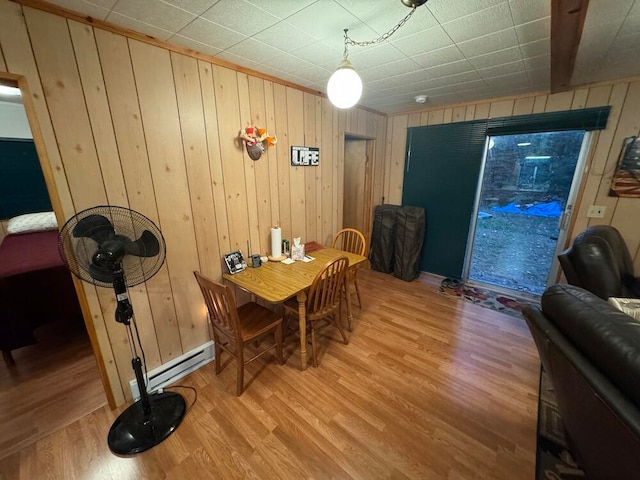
left=0, top=230, right=82, bottom=362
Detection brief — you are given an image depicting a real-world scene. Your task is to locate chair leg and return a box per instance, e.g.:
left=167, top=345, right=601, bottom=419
left=353, top=277, right=362, bottom=309
left=236, top=348, right=245, bottom=396
left=213, top=333, right=222, bottom=375
left=310, top=323, right=318, bottom=368
left=343, top=284, right=353, bottom=332
left=333, top=312, right=349, bottom=345
left=275, top=324, right=284, bottom=364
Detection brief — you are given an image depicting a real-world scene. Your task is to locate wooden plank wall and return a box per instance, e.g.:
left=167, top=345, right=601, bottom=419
left=0, top=0, right=387, bottom=405
left=385, top=81, right=640, bottom=274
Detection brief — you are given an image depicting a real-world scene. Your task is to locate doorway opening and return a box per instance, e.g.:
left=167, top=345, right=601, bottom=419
left=0, top=75, right=107, bottom=460
left=343, top=136, right=374, bottom=240
left=465, top=130, right=589, bottom=296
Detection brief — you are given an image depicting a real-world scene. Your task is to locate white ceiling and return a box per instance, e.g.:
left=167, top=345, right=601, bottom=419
left=36, top=0, right=640, bottom=114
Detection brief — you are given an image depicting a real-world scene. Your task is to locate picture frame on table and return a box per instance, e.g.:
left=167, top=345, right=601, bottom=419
left=224, top=250, right=247, bottom=274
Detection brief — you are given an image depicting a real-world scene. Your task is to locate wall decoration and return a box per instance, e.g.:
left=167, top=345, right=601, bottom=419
left=610, top=136, right=640, bottom=198
left=238, top=125, right=277, bottom=160
left=291, top=146, right=319, bottom=166
left=223, top=250, right=247, bottom=274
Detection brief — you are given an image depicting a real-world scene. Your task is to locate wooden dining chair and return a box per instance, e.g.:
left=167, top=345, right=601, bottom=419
left=193, top=271, right=284, bottom=396
left=283, top=256, right=349, bottom=367
left=331, top=228, right=366, bottom=315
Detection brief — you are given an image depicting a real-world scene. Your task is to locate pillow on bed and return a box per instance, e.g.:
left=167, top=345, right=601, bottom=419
left=6, top=211, right=58, bottom=235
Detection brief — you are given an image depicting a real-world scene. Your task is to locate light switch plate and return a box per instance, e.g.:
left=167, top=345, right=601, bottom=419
left=587, top=205, right=606, bottom=218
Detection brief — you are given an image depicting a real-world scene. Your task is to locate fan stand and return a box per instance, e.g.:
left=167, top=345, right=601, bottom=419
left=107, top=269, right=186, bottom=455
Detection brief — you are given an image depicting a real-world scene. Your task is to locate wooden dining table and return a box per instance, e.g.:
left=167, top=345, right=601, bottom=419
left=222, top=247, right=367, bottom=370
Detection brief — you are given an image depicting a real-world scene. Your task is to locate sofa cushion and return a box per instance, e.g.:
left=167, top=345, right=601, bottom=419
left=542, top=283, right=640, bottom=409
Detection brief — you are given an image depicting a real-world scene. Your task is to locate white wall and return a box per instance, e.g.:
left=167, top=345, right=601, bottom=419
left=0, top=100, right=32, bottom=139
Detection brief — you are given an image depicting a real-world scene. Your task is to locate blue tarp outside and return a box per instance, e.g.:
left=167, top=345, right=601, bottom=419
left=490, top=201, right=563, bottom=218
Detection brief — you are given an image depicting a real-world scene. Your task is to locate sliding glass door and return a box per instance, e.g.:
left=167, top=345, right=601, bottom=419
left=464, top=131, right=590, bottom=296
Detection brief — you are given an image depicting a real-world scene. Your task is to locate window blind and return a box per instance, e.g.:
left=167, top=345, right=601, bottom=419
left=486, top=106, right=611, bottom=135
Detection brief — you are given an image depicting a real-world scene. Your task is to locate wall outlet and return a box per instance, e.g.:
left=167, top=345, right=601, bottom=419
left=587, top=205, right=607, bottom=218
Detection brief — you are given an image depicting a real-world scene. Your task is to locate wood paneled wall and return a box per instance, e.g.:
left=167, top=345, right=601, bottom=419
left=385, top=81, right=640, bottom=274
left=0, top=0, right=387, bottom=405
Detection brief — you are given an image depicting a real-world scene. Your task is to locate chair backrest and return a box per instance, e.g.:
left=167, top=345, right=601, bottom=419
left=193, top=271, right=241, bottom=341
left=332, top=228, right=366, bottom=256
left=307, top=256, right=349, bottom=319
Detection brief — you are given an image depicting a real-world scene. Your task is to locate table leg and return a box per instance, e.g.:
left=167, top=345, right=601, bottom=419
left=297, top=291, right=308, bottom=371
left=345, top=278, right=354, bottom=332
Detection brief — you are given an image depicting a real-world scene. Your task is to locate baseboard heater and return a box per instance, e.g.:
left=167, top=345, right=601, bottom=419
left=129, top=340, right=214, bottom=400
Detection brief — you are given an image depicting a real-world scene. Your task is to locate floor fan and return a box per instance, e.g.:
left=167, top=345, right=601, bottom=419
left=58, top=205, right=186, bottom=455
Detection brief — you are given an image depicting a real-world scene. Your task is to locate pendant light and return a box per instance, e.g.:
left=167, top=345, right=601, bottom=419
left=327, top=30, right=363, bottom=109
left=326, top=0, right=429, bottom=109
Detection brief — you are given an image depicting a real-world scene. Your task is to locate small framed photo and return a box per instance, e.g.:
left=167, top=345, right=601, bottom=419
left=291, top=146, right=319, bottom=166
left=224, top=250, right=247, bottom=274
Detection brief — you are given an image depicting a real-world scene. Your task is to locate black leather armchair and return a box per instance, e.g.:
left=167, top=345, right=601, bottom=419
left=558, top=225, right=640, bottom=300
left=523, top=284, right=640, bottom=480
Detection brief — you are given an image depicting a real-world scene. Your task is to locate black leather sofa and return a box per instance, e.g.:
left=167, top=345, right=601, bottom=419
left=558, top=225, right=640, bottom=300
left=522, top=283, right=640, bottom=480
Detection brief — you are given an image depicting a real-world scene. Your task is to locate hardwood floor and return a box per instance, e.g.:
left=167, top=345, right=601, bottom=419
left=0, top=316, right=106, bottom=461
left=0, top=269, right=540, bottom=479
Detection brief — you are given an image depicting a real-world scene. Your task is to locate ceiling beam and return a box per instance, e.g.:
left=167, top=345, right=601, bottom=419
left=550, top=0, right=590, bottom=93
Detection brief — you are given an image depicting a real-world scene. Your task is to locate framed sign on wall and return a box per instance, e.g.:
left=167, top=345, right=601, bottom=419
left=291, top=146, right=319, bottom=166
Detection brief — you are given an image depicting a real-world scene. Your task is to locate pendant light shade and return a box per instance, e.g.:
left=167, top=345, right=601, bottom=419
left=327, top=59, right=363, bottom=109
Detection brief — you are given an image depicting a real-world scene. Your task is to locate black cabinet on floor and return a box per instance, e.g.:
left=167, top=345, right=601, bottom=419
left=369, top=204, right=426, bottom=282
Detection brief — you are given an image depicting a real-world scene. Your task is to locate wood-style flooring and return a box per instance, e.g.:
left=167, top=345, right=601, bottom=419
left=0, top=269, right=540, bottom=479
left=0, top=316, right=106, bottom=461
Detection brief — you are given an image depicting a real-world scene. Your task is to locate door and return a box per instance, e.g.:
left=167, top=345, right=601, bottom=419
left=464, top=131, right=590, bottom=296
left=343, top=136, right=373, bottom=238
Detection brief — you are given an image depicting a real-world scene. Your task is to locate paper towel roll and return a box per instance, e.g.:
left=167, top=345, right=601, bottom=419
left=271, top=227, right=282, bottom=258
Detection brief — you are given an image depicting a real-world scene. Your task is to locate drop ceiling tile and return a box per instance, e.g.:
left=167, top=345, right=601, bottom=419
left=284, top=0, right=366, bottom=43
left=50, top=0, right=111, bottom=19
left=390, top=26, right=454, bottom=57
left=106, top=12, right=175, bottom=40
left=245, top=0, right=317, bottom=20
left=253, top=21, right=318, bottom=53
left=424, top=71, right=483, bottom=89
left=477, top=60, right=525, bottom=79
left=358, top=57, right=420, bottom=82
left=177, top=17, right=247, bottom=50
left=162, top=0, right=218, bottom=15
left=514, top=16, right=550, bottom=44
left=468, top=46, right=522, bottom=69
left=350, top=43, right=407, bottom=70
left=411, top=45, right=465, bottom=69
left=224, top=38, right=284, bottom=64
left=526, top=67, right=549, bottom=86
left=619, top=13, right=640, bottom=37
left=291, top=41, right=343, bottom=70
left=519, top=38, right=550, bottom=58
left=86, top=0, right=117, bottom=7
left=583, top=0, right=634, bottom=27
left=427, top=0, right=507, bottom=24
left=267, top=52, right=317, bottom=74
left=200, top=0, right=280, bottom=37
left=441, top=3, right=514, bottom=43
left=508, top=0, right=550, bottom=25
left=456, top=27, right=518, bottom=58
left=422, top=60, right=477, bottom=80
left=111, top=0, right=196, bottom=32
left=170, top=34, right=223, bottom=57
left=215, top=50, right=262, bottom=70
left=483, top=70, right=529, bottom=87
left=523, top=54, right=549, bottom=70
left=337, top=0, right=438, bottom=39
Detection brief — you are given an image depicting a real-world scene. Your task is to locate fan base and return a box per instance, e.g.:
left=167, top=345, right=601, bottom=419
left=107, top=391, right=186, bottom=455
